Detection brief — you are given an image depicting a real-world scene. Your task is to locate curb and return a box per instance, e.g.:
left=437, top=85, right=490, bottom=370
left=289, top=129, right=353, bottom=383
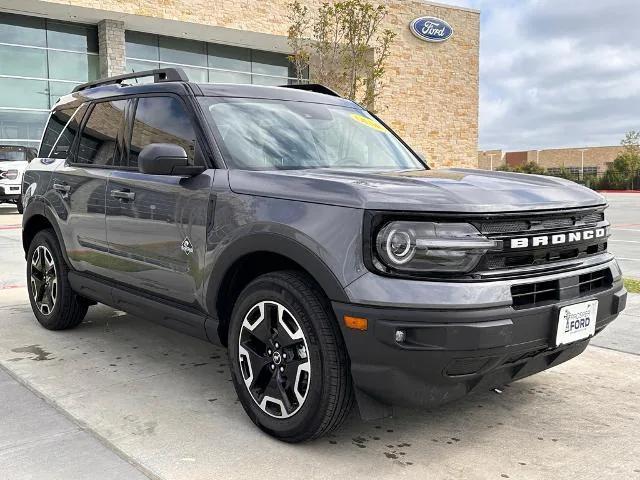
left=598, top=190, right=640, bottom=193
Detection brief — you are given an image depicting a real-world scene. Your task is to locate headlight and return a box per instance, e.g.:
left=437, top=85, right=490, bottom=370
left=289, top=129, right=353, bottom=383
left=374, top=221, right=502, bottom=274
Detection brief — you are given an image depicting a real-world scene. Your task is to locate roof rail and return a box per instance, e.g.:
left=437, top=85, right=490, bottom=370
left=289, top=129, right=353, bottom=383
left=279, top=83, right=342, bottom=97
left=72, top=67, right=189, bottom=93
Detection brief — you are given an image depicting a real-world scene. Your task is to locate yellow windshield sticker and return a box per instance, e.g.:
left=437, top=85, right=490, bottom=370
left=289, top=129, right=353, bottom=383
left=351, top=114, right=387, bottom=133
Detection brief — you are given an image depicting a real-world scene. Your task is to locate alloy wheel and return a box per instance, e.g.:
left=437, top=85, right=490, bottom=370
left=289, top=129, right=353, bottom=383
left=30, top=245, right=57, bottom=316
left=238, top=301, right=311, bottom=418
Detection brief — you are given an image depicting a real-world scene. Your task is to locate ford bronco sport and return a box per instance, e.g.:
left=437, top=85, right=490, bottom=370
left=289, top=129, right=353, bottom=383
left=22, top=68, right=627, bottom=442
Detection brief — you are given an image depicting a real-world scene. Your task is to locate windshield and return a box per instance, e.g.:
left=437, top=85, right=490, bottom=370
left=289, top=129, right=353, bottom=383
left=0, top=148, right=26, bottom=161
left=198, top=98, right=425, bottom=170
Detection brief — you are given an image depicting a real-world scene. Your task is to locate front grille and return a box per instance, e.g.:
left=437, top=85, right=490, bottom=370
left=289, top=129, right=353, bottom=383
left=579, top=269, right=611, bottom=294
left=512, top=279, right=559, bottom=308
left=472, top=208, right=608, bottom=274
left=511, top=267, right=613, bottom=309
left=476, top=210, right=604, bottom=235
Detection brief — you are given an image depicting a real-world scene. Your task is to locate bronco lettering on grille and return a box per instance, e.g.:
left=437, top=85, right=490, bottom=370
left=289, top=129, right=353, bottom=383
left=510, top=228, right=607, bottom=249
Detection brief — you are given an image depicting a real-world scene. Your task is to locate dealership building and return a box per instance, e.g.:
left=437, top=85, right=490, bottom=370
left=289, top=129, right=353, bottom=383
left=0, top=0, right=479, bottom=168
left=478, top=146, right=624, bottom=176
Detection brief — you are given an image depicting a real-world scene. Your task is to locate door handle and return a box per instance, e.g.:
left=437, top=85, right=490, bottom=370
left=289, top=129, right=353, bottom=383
left=111, top=189, right=135, bottom=201
left=52, top=183, right=70, bottom=193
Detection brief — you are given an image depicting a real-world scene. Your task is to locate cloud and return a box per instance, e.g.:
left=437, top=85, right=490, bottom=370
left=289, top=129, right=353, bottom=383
left=442, top=0, right=640, bottom=151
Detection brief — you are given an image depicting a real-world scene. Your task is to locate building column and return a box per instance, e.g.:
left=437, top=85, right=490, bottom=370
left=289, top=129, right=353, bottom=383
left=97, top=20, right=126, bottom=78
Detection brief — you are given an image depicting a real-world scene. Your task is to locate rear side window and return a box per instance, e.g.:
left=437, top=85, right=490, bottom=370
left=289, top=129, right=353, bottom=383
left=128, top=96, right=198, bottom=168
left=39, top=106, right=77, bottom=158
left=75, top=100, right=126, bottom=166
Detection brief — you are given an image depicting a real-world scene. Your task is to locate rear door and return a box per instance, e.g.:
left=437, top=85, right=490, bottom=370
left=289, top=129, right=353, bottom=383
left=105, top=95, right=213, bottom=307
left=49, top=99, right=127, bottom=278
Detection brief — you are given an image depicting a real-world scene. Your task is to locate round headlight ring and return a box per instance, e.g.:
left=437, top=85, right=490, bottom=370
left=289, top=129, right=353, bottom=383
left=385, top=228, right=415, bottom=265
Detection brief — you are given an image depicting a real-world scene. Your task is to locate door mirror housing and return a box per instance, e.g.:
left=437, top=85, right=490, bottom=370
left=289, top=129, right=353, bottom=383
left=137, top=143, right=205, bottom=176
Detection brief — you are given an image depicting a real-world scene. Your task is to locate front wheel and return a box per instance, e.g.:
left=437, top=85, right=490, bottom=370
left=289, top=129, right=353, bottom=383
left=16, top=195, right=23, bottom=214
left=228, top=271, right=354, bottom=442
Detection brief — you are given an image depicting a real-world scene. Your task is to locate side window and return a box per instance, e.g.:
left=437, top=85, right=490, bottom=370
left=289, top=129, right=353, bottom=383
left=75, top=100, right=126, bottom=166
left=128, top=96, right=198, bottom=169
left=39, top=106, right=78, bottom=158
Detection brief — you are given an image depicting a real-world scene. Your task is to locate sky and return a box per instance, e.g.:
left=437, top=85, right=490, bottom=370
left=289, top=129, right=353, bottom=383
left=441, top=0, right=640, bottom=151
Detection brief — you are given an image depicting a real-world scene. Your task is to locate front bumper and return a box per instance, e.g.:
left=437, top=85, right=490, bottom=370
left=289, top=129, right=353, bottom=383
left=0, top=184, right=21, bottom=200
left=335, top=260, right=626, bottom=415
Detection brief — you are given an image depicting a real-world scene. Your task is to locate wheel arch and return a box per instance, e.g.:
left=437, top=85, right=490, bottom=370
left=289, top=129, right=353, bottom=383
left=22, top=200, right=70, bottom=266
left=206, top=233, right=349, bottom=346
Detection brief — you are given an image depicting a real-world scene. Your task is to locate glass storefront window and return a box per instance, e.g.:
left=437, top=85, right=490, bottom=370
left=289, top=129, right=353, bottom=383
left=125, top=31, right=159, bottom=61
left=208, top=70, right=252, bottom=84
left=48, top=50, right=99, bottom=82
left=0, top=44, right=48, bottom=78
left=0, top=78, right=49, bottom=110
left=160, top=63, right=208, bottom=83
left=0, top=15, right=46, bottom=47
left=0, top=110, right=48, bottom=144
left=0, top=12, right=98, bottom=147
left=251, top=50, right=290, bottom=78
left=208, top=44, right=251, bottom=72
left=160, top=36, right=207, bottom=66
left=47, top=21, right=98, bottom=52
left=126, top=31, right=306, bottom=87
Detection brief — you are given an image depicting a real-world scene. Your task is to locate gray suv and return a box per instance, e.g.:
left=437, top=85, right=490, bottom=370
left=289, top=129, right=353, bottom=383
left=22, top=68, right=627, bottom=442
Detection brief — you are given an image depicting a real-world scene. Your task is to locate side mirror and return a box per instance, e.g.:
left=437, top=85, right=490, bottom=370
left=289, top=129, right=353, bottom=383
left=138, top=143, right=205, bottom=176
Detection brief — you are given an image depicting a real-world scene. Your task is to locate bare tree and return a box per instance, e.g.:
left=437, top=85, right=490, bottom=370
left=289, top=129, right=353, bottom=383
left=287, top=0, right=396, bottom=111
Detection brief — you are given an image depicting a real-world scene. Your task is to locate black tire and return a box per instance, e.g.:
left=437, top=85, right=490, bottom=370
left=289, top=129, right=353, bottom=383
left=16, top=196, right=23, bottom=214
left=26, top=229, right=88, bottom=330
left=228, top=271, right=354, bottom=442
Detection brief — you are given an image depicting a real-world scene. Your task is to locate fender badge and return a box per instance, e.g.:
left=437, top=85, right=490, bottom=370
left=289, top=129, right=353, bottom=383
left=181, top=237, right=194, bottom=256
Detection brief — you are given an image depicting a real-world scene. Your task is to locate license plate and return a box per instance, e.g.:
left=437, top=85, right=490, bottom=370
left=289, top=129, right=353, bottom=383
left=556, top=300, right=598, bottom=346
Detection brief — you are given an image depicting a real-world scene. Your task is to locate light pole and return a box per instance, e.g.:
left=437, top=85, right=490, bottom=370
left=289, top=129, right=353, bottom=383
left=578, top=148, right=589, bottom=180
left=536, top=150, right=541, bottom=164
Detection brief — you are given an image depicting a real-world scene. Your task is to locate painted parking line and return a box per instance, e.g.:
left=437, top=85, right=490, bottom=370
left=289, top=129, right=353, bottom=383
left=616, top=257, right=640, bottom=262
left=611, top=228, right=640, bottom=233
left=609, top=240, right=640, bottom=244
left=0, top=284, right=25, bottom=290
left=0, top=225, right=21, bottom=230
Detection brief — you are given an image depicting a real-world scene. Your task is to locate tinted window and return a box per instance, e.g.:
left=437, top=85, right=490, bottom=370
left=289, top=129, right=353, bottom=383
left=76, top=100, right=126, bottom=166
left=39, top=104, right=87, bottom=158
left=128, top=97, right=197, bottom=168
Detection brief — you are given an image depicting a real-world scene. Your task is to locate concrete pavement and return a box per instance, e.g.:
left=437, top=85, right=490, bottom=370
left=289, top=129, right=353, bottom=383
left=602, top=192, right=640, bottom=279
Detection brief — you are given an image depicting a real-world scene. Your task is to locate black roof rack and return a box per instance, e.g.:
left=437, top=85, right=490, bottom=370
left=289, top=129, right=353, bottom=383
left=279, top=83, right=341, bottom=97
left=72, top=67, right=189, bottom=93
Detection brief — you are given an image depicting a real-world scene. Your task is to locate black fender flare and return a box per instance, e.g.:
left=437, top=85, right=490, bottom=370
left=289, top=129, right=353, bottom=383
left=22, top=198, right=71, bottom=266
left=206, top=231, right=350, bottom=314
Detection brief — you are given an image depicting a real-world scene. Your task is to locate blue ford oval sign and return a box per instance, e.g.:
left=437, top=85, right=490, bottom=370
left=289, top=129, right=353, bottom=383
left=410, top=16, right=454, bottom=43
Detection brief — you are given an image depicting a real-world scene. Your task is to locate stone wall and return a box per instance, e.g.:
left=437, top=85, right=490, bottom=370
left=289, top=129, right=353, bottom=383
left=97, top=19, right=126, bottom=78
left=41, top=0, right=480, bottom=168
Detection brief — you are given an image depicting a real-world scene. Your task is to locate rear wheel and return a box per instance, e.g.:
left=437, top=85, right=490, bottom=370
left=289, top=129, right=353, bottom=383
left=228, top=271, right=353, bottom=442
left=27, top=229, right=88, bottom=330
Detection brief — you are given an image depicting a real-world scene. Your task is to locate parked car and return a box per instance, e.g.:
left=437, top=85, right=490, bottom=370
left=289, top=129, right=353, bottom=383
left=22, top=68, right=627, bottom=442
left=0, top=145, right=35, bottom=213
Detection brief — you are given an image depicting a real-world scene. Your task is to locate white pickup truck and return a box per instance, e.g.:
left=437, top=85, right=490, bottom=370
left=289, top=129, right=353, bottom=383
left=0, top=145, right=36, bottom=214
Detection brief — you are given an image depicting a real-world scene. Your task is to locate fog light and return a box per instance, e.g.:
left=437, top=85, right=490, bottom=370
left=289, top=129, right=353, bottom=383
left=395, top=329, right=406, bottom=343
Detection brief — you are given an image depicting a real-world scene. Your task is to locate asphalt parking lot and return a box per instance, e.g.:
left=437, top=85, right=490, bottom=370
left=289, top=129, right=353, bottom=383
left=0, top=193, right=639, bottom=480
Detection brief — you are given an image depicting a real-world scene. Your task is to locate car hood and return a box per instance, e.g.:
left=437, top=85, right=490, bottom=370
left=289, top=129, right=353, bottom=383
left=0, top=160, right=27, bottom=171
left=228, top=168, right=606, bottom=213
